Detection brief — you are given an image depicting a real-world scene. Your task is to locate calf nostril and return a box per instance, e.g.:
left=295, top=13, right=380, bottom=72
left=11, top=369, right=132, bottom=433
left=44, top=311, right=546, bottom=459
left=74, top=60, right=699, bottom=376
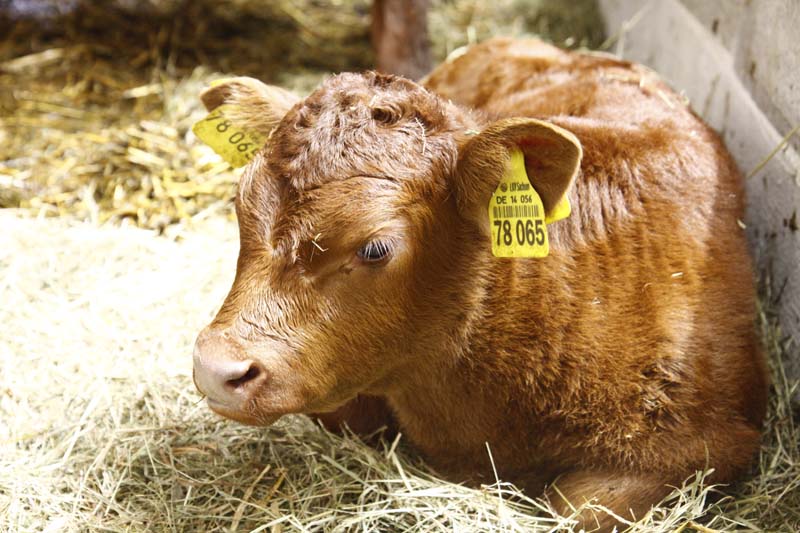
left=226, top=362, right=263, bottom=390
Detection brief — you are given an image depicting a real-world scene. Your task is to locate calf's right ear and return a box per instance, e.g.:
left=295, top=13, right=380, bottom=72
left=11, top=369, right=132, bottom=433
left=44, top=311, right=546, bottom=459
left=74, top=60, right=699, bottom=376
left=199, top=77, right=300, bottom=138
left=453, top=118, right=582, bottom=236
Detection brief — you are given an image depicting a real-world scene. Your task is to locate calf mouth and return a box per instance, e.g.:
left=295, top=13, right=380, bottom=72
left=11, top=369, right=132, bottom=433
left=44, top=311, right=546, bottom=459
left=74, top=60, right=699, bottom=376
left=204, top=397, right=281, bottom=426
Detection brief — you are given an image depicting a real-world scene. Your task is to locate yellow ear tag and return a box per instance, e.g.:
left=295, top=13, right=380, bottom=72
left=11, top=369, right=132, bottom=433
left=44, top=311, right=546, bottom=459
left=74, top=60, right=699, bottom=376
left=545, top=196, right=571, bottom=224
left=489, top=148, right=549, bottom=258
left=192, top=104, right=267, bottom=168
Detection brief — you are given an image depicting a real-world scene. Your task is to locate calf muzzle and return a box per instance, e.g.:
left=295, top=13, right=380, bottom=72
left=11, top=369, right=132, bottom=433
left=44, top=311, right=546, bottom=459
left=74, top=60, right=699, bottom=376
left=192, top=328, right=266, bottom=413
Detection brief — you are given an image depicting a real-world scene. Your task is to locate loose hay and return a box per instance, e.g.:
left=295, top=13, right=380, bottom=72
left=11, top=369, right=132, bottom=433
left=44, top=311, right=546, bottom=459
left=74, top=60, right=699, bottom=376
left=0, top=212, right=798, bottom=532
left=1, top=1, right=798, bottom=531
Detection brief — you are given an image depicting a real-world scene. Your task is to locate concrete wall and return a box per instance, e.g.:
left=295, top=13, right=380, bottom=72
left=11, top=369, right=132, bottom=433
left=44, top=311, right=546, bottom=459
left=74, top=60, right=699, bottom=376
left=598, top=0, right=800, bottom=382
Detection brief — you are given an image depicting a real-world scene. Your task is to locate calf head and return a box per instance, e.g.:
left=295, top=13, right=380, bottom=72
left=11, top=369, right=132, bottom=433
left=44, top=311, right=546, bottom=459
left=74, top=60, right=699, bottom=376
left=192, top=73, right=581, bottom=425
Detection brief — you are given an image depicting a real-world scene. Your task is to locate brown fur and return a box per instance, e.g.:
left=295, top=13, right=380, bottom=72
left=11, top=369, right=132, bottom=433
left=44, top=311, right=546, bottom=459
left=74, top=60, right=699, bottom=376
left=192, top=38, right=767, bottom=530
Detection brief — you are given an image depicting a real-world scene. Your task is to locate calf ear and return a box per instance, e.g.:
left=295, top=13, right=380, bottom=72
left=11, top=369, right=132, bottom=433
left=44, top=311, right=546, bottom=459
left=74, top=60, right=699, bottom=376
left=199, top=77, right=300, bottom=138
left=454, top=118, right=582, bottom=233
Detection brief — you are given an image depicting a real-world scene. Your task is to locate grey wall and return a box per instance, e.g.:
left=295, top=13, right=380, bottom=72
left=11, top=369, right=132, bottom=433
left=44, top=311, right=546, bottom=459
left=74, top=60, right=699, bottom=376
left=598, top=0, right=800, bottom=380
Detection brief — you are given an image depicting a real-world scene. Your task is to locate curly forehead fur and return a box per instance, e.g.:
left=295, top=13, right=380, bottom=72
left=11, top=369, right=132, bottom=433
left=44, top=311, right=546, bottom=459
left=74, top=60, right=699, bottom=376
left=265, top=72, right=467, bottom=192
left=234, top=72, right=477, bottom=263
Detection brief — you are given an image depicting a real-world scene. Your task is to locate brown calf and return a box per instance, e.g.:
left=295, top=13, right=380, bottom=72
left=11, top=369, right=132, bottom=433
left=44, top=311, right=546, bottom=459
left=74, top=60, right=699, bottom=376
left=192, top=37, right=767, bottom=529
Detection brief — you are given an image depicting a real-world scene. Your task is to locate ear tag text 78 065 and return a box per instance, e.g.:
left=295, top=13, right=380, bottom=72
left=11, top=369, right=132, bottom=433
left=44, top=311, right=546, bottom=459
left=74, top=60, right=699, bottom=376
left=489, top=148, right=554, bottom=258
left=192, top=103, right=266, bottom=168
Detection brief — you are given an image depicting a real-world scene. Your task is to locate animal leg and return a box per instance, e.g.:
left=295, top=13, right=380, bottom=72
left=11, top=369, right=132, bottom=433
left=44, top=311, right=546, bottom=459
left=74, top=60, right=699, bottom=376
left=311, top=394, right=398, bottom=442
left=371, top=0, right=431, bottom=79
left=547, top=470, right=676, bottom=532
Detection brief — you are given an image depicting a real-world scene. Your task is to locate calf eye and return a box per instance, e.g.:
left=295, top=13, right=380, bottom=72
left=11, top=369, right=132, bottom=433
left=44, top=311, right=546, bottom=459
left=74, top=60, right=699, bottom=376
left=357, top=240, right=392, bottom=263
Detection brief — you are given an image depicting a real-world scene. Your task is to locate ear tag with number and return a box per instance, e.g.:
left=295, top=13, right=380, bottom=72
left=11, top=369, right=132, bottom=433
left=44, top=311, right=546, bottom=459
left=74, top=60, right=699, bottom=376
left=488, top=148, right=550, bottom=258
left=192, top=104, right=267, bottom=168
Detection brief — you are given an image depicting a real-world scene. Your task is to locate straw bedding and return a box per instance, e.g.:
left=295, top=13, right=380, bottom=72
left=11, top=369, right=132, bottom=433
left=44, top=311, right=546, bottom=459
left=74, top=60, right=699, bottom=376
left=0, top=212, right=797, bottom=532
left=0, top=1, right=797, bottom=531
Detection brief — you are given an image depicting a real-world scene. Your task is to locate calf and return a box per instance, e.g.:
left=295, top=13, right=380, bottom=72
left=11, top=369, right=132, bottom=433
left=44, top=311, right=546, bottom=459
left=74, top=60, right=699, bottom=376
left=192, top=37, right=767, bottom=529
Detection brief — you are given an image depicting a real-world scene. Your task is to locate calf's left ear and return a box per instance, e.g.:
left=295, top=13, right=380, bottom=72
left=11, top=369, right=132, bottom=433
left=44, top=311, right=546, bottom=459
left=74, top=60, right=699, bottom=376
left=453, top=118, right=582, bottom=234
left=199, top=77, right=300, bottom=139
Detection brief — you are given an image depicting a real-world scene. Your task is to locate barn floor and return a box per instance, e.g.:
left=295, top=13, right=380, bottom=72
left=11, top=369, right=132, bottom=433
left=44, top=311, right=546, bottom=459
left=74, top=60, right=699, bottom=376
left=0, top=211, right=797, bottom=532
left=1, top=0, right=798, bottom=531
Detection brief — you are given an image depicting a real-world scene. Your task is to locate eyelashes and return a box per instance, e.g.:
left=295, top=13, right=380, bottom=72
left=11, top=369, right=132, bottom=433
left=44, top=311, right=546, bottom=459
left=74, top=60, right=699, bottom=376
left=356, top=240, right=392, bottom=263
